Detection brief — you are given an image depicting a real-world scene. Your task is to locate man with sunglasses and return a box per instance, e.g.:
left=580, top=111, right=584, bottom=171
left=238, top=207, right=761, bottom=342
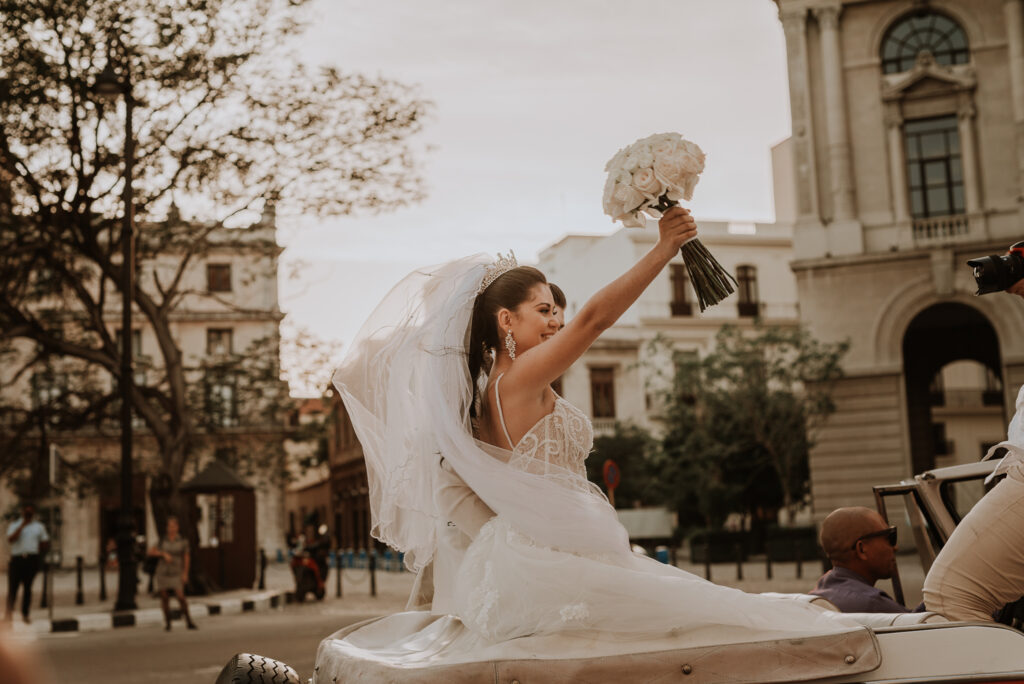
left=809, top=506, right=909, bottom=613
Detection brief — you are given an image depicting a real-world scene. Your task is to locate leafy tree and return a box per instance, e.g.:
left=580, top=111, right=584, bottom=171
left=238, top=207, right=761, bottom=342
left=651, top=324, right=848, bottom=532
left=0, top=0, right=429, bottom=523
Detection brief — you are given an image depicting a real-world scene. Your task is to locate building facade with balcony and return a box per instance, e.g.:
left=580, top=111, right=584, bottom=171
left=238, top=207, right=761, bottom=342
left=772, top=0, right=1024, bottom=519
left=325, top=389, right=372, bottom=553
left=0, top=209, right=289, bottom=569
left=538, top=219, right=801, bottom=435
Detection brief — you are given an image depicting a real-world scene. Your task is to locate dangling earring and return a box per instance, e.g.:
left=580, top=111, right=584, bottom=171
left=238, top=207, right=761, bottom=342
left=504, top=329, right=516, bottom=361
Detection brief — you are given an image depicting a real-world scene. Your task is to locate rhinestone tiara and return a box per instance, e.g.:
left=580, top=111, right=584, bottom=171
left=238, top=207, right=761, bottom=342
left=477, top=250, right=518, bottom=294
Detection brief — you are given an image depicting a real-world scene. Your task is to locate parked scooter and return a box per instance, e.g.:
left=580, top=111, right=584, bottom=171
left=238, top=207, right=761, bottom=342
left=289, top=534, right=326, bottom=602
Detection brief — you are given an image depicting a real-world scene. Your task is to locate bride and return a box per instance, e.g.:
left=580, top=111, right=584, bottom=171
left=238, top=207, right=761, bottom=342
left=329, top=208, right=869, bottom=665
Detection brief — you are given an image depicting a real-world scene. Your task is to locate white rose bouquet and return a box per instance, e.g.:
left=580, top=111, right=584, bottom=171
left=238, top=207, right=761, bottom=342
left=602, top=132, right=736, bottom=312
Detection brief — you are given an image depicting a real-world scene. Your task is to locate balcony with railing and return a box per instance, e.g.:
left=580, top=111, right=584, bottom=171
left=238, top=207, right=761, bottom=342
left=737, top=301, right=760, bottom=318
left=670, top=301, right=693, bottom=317
left=930, top=388, right=1003, bottom=409
left=592, top=417, right=616, bottom=435
left=912, top=213, right=970, bottom=245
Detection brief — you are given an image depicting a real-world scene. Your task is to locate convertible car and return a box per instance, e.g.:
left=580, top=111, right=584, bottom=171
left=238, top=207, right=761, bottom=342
left=217, top=455, right=1024, bottom=684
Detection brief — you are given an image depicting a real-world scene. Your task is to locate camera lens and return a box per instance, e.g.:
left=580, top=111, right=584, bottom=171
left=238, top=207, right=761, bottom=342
left=968, top=252, right=1024, bottom=295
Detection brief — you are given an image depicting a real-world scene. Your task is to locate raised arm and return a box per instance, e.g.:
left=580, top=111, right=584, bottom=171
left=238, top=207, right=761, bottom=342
left=7, top=520, right=25, bottom=544
left=504, top=207, right=696, bottom=392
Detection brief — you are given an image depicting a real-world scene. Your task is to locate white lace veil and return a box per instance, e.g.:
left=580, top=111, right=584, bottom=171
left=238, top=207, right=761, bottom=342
left=331, top=254, right=630, bottom=572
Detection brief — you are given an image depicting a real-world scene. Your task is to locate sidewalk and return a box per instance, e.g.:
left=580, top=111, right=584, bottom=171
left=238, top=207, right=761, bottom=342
left=2, top=561, right=416, bottom=636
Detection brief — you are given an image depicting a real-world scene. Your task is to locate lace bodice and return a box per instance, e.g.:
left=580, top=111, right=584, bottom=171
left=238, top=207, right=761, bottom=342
left=494, top=374, right=593, bottom=480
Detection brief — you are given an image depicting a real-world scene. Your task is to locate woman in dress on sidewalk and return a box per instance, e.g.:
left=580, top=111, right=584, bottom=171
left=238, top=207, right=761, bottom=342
left=147, top=516, right=196, bottom=631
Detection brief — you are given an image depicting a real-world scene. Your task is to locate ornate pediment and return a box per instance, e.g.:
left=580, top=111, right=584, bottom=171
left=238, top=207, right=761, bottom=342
left=881, top=50, right=976, bottom=101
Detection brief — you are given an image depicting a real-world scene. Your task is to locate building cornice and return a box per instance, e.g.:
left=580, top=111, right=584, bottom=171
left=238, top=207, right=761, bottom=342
left=791, top=237, right=1013, bottom=273
left=637, top=316, right=800, bottom=330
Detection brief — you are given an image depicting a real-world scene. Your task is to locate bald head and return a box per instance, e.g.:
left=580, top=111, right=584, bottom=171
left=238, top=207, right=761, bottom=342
left=820, top=507, right=887, bottom=560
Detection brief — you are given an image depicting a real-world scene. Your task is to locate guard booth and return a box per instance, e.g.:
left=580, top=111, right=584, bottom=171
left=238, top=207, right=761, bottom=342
left=180, top=460, right=256, bottom=591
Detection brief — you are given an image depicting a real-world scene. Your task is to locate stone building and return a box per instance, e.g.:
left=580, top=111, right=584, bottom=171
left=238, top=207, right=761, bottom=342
left=538, top=217, right=801, bottom=436
left=772, top=0, right=1024, bottom=519
left=325, top=388, right=372, bottom=552
left=0, top=210, right=289, bottom=569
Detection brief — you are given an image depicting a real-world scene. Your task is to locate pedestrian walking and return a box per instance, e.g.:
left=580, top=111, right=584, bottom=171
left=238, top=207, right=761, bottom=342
left=147, top=516, right=196, bottom=631
left=4, top=502, right=49, bottom=624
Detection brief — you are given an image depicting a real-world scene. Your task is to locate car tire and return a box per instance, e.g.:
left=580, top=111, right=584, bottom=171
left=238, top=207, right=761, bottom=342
left=215, top=653, right=300, bottom=684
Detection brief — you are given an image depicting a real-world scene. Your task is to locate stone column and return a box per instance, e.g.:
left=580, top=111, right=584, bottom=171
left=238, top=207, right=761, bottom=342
left=779, top=7, right=820, bottom=223
left=957, top=96, right=982, bottom=214
left=885, top=105, right=910, bottom=223
left=814, top=3, right=856, bottom=222
left=1005, top=0, right=1024, bottom=203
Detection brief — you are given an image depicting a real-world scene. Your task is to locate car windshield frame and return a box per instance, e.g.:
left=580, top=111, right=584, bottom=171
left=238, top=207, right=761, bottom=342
left=939, top=471, right=1005, bottom=525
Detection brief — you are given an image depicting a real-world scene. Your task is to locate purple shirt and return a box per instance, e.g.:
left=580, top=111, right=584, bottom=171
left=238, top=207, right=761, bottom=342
left=809, top=567, right=909, bottom=613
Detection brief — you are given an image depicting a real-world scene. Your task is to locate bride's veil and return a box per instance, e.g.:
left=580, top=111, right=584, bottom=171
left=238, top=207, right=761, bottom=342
left=332, top=254, right=629, bottom=572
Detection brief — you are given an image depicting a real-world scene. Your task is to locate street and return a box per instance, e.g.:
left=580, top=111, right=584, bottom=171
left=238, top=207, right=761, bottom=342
left=36, top=603, right=380, bottom=684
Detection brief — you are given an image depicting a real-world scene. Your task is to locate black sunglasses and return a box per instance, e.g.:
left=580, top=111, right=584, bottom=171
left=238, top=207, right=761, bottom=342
left=851, top=526, right=897, bottom=549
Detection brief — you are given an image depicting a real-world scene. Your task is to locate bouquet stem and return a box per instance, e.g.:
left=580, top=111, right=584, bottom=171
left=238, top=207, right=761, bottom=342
left=652, top=194, right=737, bottom=312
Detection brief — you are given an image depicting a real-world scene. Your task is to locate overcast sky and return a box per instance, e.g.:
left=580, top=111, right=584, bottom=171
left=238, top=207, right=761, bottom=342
left=279, top=0, right=792, bottom=358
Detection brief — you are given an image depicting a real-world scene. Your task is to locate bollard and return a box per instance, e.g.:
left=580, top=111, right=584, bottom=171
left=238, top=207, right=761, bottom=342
left=336, top=556, right=343, bottom=598
left=99, top=557, right=107, bottom=601
left=369, top=550, right=377, bottom=597
left=795, top=539, right=803, bottom=579
left=75, top=556, right=84, bottom=605
left=40, top=560, right=49, bottom=609
left=765, top=547, right=773, bottom=581
left=258, top=548, right=267, bottom=590
left=703, top=541, right=712, bottom=581
left=735, top=543, right=743, bottom=581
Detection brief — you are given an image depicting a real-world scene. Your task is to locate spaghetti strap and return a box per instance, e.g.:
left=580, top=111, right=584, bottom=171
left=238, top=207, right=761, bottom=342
left=494, top=374, right=516, bottom=450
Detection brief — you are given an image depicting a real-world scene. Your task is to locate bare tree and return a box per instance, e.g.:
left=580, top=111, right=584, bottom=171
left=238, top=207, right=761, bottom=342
left=0, top=0, right=430, bottom=521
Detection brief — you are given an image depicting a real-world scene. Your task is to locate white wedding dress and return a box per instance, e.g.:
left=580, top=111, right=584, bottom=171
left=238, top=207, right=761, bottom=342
left=320, top=255, right=878, bottom=681
left=455, top=374, right=857, bottom=644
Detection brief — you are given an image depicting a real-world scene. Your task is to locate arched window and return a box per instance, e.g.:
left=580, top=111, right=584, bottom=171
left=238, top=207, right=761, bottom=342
left=881, top=12, right=969, bottom=74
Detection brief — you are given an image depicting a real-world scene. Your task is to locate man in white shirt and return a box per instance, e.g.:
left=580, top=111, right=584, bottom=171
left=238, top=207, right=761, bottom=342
left=5, top=503, right=49, bottom=623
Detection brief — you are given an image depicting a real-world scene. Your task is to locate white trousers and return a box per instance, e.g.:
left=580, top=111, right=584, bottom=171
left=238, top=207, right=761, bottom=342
left=923, top=461, right=1024, bottom=621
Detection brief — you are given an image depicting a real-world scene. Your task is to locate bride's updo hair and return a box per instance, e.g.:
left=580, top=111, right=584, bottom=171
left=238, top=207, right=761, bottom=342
left=467, top=266, right=547, bottom=416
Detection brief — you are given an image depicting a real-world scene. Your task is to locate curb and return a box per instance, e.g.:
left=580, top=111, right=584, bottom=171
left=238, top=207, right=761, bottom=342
left=12, top=589, right=291, bottom=635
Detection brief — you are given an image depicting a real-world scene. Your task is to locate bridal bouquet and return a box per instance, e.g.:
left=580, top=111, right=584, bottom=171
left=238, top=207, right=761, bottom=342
left=602, top=132, right=736, bottom=312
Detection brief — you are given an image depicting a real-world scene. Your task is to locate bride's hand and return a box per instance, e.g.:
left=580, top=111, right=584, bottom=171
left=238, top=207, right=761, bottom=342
left=656, top=207, right=698, bottom=258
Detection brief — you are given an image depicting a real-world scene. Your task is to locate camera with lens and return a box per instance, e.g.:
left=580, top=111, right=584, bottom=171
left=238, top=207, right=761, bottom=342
left=967, top=241, right=1024, bottom=295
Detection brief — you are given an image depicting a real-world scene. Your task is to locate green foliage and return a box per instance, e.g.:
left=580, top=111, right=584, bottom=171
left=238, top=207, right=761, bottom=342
left=651, top=323, right=848, bottom=532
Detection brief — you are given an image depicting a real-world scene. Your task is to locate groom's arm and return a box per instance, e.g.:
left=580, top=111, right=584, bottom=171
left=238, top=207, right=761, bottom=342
left=436, top=460, right=495, bottom=540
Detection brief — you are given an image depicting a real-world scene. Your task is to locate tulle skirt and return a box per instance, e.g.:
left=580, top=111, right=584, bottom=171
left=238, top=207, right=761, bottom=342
left=454, top=516, right=858, bottom=647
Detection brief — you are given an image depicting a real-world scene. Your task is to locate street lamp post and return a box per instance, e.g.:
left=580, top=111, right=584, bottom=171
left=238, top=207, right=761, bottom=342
left=94, top=47, right=137, bottom=612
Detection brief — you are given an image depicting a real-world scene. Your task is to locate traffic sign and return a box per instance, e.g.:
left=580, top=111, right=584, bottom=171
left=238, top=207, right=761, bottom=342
left=602, top=459, right=620, bottom=490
